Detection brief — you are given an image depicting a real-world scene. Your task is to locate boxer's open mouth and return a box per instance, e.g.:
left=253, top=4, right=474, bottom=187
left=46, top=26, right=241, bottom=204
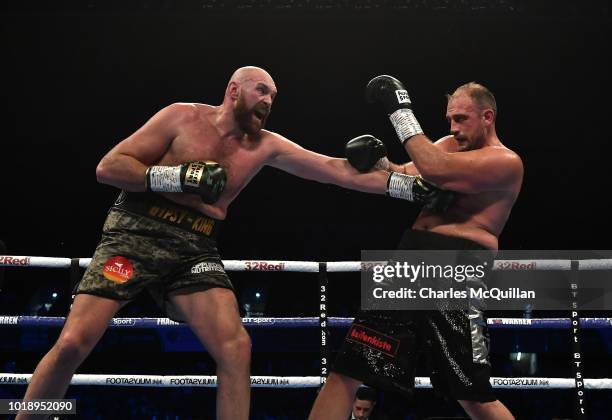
left=253, top=107, right=268, bottom=121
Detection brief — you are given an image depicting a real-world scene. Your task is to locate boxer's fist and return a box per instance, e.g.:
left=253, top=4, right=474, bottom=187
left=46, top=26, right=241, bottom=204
left=366, top=75, right=413, bottom=115
left=426, top=188, right=455, bottom=213
left=345, top=135, right=389, bottom=173
left=366, top=75, right=424, bottom=143
left=146, top=161, right=227, bottom=204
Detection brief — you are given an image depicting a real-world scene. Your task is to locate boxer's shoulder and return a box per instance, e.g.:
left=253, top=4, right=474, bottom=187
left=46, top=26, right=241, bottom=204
left=249, top=130, right=304, bottom=163
left=433, top=135, right=459, bottom=151
left=484, top=145, right=523, bottom=173
left=255, top=129, right=291, bottom=148
left=465, top=143, right=522, bottom=166
left=163, top=102, right=215, bottom=123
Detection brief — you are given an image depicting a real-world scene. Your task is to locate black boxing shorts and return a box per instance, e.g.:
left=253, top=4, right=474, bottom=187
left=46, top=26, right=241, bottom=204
left=333, top=229, right=496, bottom=402
left=75, top=191, right=233, bottom=322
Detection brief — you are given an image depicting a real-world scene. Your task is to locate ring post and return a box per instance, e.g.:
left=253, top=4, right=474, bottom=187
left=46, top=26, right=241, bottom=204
left=318, top=262, right=329, bottom=387
left=570, top=260, right=586, bottom=419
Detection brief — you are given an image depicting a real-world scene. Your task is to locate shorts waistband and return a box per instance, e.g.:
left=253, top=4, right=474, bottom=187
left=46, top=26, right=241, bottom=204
left=112, top=191, right=221, bottom=239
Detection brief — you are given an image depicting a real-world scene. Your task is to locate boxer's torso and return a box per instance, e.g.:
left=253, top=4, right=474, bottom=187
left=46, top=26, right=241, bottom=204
left=412, top=139, right=522, bottom=250
left=154, top=103, right=276, bottom=220
left=413, top=188, right=519, bottom=250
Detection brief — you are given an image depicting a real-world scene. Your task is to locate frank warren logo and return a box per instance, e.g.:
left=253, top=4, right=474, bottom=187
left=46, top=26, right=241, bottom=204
left=191, top=262, right=225, bottom=274
left=0, top=316, right=19, bottom=325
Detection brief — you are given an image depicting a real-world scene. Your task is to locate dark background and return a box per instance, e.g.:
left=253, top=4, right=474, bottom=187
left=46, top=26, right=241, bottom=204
left=0, top=1, right=610, bottom=419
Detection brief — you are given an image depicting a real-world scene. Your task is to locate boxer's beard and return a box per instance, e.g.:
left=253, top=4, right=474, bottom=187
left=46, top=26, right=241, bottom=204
left=469, top=129, right=487, bottom=150
left=456, top=130, right=484, bottom=151
left=235, top=96, right=267, bottom=135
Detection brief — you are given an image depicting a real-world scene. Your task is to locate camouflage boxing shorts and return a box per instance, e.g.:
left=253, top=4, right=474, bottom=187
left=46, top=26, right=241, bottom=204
left=75, top=191, right=233, bottom=322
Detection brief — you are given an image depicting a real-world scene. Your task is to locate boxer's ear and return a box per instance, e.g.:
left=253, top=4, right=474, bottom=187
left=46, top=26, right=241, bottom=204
left=227, top=81, right=240, bottom=101
left=482, top=109, right=495, bottom=125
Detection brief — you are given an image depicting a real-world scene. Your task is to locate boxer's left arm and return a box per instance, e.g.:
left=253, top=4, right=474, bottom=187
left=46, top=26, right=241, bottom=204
left=266, top=134, right=389, bottom=195
left=268, top=134, right=455, bottom=211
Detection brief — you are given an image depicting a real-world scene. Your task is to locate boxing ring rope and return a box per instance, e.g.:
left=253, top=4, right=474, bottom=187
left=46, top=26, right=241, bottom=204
left=1, top=255, right=612, bottom=393
left=4, top=255, right=612, bottom=270
left=1, top=316, right=611, bottom=329
left=1, top=373, right=611, bottom=390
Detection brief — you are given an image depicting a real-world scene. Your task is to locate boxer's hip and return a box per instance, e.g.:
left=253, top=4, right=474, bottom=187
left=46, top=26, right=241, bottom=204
left=111, top=190, right=222, bottom=239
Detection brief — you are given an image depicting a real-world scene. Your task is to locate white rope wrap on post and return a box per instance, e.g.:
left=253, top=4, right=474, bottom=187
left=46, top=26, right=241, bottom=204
left=78, top=258, right=92, bottom=268
left=1, top=374, right=611, bottom=389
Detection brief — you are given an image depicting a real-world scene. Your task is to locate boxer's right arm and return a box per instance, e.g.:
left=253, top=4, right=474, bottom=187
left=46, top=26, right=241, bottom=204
left=96, top=103, right=193, bottom=191
left=398, top=136, right=459, bottom=176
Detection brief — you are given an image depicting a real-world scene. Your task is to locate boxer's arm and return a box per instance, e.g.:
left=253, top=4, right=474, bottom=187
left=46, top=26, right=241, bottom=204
left=96, top=103, right=193, bottom=191
left=393, top=136, right=457, bottom=178
left=404, top=134, right=523, bottom=193
left=394, top=162, right=419, bottom=176
left=266, top=135, right=389, bottom=194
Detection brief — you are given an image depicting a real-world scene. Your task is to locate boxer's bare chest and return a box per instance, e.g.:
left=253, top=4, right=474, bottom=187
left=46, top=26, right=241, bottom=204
left=159, top=117, right=270, bottom=199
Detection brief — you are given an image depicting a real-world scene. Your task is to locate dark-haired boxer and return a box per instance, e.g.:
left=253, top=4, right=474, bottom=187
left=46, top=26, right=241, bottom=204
left=310, top=79, right=523, bottom=420
left=19, top=67, right=452, bottom=420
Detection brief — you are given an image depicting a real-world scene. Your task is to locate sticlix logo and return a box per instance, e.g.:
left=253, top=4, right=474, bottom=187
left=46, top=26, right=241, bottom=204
left=102, top=256, right=134, bottom=283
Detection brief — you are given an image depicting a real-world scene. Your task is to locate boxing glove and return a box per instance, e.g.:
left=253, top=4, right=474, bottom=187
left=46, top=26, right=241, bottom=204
left=387, top=172, right=454, bottom=212
left=145, top=161, right=226, bottom=204
left=366, top=75, right=424, bottom=144
left=345, top=134, right=390, bottom=173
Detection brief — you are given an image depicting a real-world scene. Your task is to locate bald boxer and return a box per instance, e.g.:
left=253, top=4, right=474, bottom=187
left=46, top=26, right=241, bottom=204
left=18, top=67, right=452, bottom=420
left=310, top=79, right=522, bottom=420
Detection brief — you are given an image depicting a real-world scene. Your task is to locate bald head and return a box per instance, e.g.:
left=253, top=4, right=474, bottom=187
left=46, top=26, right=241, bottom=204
left=229, top=66, right=276, bottom=88
left=448, top=82, right=497, bottom=120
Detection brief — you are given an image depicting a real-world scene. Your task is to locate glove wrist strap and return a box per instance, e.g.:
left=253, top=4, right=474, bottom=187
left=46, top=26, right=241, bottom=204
left=146, top=166, right=182, bottom=192
left=386, top=172, right=417, bottom=201
left=389, top=109, right=423, bottom=143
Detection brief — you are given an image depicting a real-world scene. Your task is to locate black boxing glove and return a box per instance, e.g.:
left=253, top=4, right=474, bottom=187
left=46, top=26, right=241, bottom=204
left=386, top=172, right=454, bottom=213
left=365, top=75, right=424, bottom=144
left=345, top=135, right=390, bottom=173
left=426, top=188, right=455, bottom=213
left=145, top=161, right=226, bottom=204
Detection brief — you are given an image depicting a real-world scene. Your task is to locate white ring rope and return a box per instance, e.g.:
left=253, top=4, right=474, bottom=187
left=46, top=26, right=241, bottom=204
left=0, top=374, right=610, bottom=389
left=2, top=256, right=612, bottom=271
